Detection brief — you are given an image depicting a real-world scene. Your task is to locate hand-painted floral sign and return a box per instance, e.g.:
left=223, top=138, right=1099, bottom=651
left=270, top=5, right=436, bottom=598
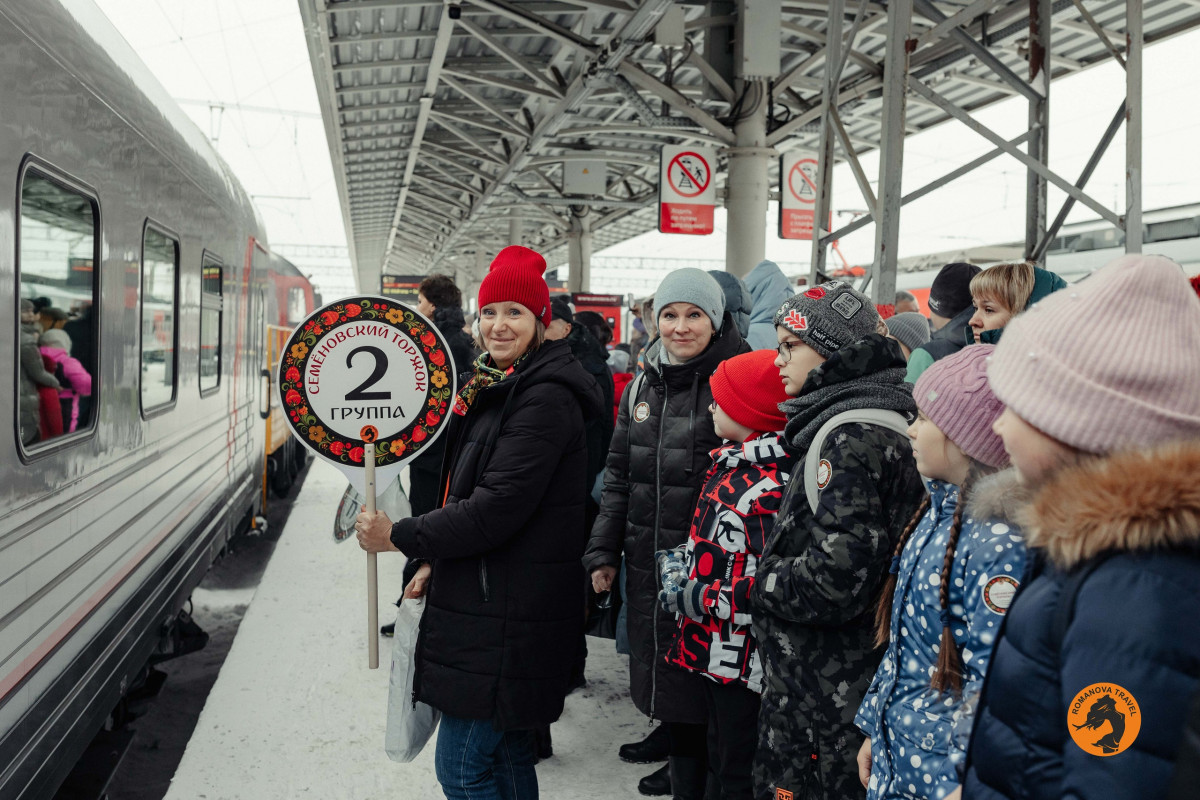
left=278, top=297, right=457, bottom=471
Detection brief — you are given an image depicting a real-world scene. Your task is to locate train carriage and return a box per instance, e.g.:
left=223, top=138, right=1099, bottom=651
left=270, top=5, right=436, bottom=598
left=0, top=1, right=311, bottom=797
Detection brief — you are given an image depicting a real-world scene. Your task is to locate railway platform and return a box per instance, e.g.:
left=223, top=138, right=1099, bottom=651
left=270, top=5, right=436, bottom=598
left=164, top=460, right=654, bottom=800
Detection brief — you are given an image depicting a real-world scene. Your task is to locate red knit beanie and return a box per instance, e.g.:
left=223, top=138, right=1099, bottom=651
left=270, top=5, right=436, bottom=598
left=710, top=350, right=791, bottom=434
left=478, top=246, right=552, bottom=326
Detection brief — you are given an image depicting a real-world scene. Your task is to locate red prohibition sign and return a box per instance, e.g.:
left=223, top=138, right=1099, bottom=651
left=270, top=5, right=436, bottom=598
left=788, top=158, right=819, bottom=204
left=668, top=152, right=711, bottom=198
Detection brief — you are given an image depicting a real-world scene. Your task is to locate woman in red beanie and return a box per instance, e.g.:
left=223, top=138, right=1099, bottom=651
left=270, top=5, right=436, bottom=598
left=357, top=246, right=604, bottom=800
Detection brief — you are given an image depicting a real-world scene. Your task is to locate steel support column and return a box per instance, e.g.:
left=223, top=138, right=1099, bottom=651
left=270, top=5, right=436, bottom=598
left=509, top=210, right=523, bottom=245
left=809, top=0, right=844, bottom=285
left=567, top=208, right=592, bottom=292
left=870, top=0, right=912, bottom=305
left=724, top=0, right=778, bottom=278
left=1126, top=0, right=1143, bottom=252
left=1025, top=0, right=1052, bottom=260
left=725, top=103, right=770, bottom=278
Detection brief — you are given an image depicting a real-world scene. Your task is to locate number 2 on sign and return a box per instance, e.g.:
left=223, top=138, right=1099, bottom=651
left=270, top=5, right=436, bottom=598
left=345, top=346, right=392, bottom=401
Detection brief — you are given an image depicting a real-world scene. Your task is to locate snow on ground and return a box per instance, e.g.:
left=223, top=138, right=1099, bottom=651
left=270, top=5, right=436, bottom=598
left=167, top=460, right=659, bottom=800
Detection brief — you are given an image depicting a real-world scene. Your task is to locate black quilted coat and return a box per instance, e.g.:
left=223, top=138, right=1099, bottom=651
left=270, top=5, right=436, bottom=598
left=583, top=317, right=749, bottom=722
left=390, top=340, right=604, bottom=731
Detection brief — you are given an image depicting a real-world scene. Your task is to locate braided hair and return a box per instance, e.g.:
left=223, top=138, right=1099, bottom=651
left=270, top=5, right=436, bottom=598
left=874, top=461, right=997, bottom=696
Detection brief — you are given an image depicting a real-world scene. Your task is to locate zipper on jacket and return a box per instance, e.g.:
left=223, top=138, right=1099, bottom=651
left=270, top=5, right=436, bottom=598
left=479, top=556, right=491, bottom=602
left=650, top=380, right=669, bottom=721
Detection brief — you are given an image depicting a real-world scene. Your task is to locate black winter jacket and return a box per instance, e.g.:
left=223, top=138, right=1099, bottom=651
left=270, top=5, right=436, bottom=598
left=408, top=305, right=479, bottom=515
left=964, top=442, right=1200, bottom=800
left=390, top=340, right=604, bottom=731
left=584, top=316, right=750, bottom=723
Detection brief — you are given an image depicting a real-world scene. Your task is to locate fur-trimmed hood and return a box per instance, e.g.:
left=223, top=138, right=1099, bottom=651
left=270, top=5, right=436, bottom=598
left=1021, top=441, right=1200, bottom=568
left=966, top=467, right=1029, bottom=524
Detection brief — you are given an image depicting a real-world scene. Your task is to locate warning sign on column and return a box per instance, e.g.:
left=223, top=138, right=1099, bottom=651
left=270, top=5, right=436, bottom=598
left=659, top=145, right=717, bottom=235
left=780, top=151, right=819, bottom=240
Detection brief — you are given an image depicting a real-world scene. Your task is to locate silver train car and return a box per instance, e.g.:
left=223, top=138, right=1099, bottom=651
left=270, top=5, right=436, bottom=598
left=0, top=1, right=301, bottom=796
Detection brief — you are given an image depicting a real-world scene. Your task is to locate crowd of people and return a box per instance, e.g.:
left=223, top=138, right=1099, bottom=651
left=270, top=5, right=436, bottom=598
left=18, top=296, right=94, bottom=445
left=355, top=248, right=1200, bottom=800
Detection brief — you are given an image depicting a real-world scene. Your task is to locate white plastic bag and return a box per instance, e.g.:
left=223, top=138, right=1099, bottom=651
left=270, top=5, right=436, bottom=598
left=384, top=596, right=441, bottom=762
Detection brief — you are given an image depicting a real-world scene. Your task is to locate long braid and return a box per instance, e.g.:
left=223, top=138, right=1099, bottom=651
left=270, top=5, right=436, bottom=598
left=873, top=495, right=930, bottom=648
left=930, top=462, right=997, bottom=695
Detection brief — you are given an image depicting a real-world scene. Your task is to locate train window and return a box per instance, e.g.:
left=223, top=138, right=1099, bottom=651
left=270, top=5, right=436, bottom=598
left=200, top=255, right=223, bottom=393
left=141, top=225, right=179, bottom=411
left=287, top=287, right=307, bottom=326
left=17, top=168, right=99, bottom=449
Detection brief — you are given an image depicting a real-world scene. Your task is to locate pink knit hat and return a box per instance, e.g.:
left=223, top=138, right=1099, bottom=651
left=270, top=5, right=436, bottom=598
left=988, top=254, right=1200, bottom=454
left=913, top=345, right=1009, bottom=468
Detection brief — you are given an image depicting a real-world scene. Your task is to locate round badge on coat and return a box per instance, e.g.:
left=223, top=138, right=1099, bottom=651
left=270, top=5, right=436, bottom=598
left=633, top=402, right=651, bottom=423
left=1067, top=683, right=1141, bottom=757
left=816, top=459, right=832, bottom=490
left=982, top=575, right=1019, bottom=614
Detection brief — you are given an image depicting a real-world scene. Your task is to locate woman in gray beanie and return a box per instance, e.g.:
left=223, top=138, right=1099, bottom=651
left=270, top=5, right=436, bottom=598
left=585, top=267, right=750, bottom=798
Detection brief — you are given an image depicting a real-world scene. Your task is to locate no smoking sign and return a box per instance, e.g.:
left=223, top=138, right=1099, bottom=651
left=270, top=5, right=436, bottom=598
left=278, top=296, right=457, bottom=486
left=780, top=150, right=820, bottom=241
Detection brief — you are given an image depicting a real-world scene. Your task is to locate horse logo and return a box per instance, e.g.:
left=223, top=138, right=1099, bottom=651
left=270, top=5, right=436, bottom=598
left=1067, top=683, right=1141, bottom=757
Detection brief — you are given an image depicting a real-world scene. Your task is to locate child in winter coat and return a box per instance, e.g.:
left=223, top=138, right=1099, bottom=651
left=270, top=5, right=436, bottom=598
left=39, top=328, right=92, bottom=433
left=749, top=282, right=924, bottom=800
left=855, top=345, right=1025, bottom=800
left=965, top=262, right=1065, bottom=345
left=960, top=254, right=1200, bottom=800
left=656, top=349, right=795, bottom=800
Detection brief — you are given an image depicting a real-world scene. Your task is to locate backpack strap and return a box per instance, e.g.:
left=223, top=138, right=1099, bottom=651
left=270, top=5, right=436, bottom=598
left=803, top=408, right=911, bottom=515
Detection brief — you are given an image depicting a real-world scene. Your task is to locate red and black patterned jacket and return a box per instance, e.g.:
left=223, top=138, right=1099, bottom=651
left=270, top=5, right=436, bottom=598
left=664, top=433, right=794, bottom=692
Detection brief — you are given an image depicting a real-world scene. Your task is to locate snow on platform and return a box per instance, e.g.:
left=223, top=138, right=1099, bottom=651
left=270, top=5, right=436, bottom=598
left=167, top=460, right=659, bottom=800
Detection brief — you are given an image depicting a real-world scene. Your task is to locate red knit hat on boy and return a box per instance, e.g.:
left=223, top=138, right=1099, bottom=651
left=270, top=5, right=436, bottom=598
left=710, top=350, right=791, bottom=434
left=478, top=245, right=552, bottom=326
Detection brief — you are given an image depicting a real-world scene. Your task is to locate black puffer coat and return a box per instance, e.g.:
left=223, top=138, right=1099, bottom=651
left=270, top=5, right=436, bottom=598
left=584, top=316, right=750, bottom=723
left=408, top=304, right=479, bottom=515
left=390, top=340, right=604, bottom=731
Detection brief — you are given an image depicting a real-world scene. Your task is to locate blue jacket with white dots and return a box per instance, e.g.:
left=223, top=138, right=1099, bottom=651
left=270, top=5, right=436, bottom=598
left=856, top=471, right=1027, bottom=800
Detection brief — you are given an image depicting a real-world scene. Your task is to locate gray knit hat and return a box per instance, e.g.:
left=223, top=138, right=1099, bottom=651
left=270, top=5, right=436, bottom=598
left=654, top=268, right=725, bottom=331
left=772, top=280, right=879, bottom=358
left=885, top=311, right=931, bottom=353
left=40, top=328, right=72, bottom=350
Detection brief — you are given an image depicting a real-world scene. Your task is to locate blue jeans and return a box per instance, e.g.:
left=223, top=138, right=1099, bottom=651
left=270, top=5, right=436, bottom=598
left=434, top=714, right=538, bottom=800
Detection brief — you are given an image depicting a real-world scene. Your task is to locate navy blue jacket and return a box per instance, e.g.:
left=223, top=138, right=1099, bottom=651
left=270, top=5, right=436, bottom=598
left=964, top=442, right=1200, bottom=800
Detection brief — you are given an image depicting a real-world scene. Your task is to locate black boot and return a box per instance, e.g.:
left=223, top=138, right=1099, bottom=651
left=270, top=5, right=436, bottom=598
left=667, top=756, right=707, bottom=800
left=620, top=723, right=671, bottom=763
left=534, top=725, right=553, bottom=761
left=637, top=763, right=671, bottom=797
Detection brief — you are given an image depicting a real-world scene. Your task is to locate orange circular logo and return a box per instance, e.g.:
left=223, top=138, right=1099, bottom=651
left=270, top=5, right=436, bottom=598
left=1067, top=683, right=1141, bottom=756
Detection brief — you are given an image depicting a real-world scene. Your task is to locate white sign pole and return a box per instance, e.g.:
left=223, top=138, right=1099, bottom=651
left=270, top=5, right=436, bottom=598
left=362, top=425, right=379, bottom=670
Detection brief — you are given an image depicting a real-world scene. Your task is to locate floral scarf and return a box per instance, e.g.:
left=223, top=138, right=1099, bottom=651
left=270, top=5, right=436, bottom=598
left=453, top=350, right=531, bottom=416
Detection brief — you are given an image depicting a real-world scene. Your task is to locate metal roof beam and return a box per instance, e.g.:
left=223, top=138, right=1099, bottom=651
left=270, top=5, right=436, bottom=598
left=383, top=2, right=455, bottom=268
left=422, top=139, right=506, bottom=170
left=466, top=0, right=599, bottom=57
left=455, top=18, right=565, bottom=97
left=429, top=108, right=525, bottom=139
left=336, top=80, right=424, bottom=96
left=614, top=62, right=735, bottom=144
left=417, top=0, right=674, bottom=272
left=441, top=74, right=530, bottom=136
left=426, top=113, right=508, bottom=159
left=413, top=162, right=481, bottom=196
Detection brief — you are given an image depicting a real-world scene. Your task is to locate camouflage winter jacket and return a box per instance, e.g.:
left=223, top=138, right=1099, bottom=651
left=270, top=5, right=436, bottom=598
left=750, top=414, right=923, bottom=800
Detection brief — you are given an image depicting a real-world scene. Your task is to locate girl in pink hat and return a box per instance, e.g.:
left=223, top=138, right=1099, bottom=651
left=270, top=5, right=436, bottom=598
left=959, top=254, right=1200, bottom=800
left=854, top=345, right=1026, bottom=800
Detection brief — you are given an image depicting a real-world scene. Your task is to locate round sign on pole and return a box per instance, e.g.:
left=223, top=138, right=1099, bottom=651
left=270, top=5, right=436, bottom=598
left=788, top=158, right=819, bottom=204
left=278, top=296, right=457, bottom=475
left=667, top=151, right=712, bottom=199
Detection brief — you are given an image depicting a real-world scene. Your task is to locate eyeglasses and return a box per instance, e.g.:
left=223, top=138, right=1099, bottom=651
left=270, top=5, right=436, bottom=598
left=777, top=340, right=800, bottom=364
